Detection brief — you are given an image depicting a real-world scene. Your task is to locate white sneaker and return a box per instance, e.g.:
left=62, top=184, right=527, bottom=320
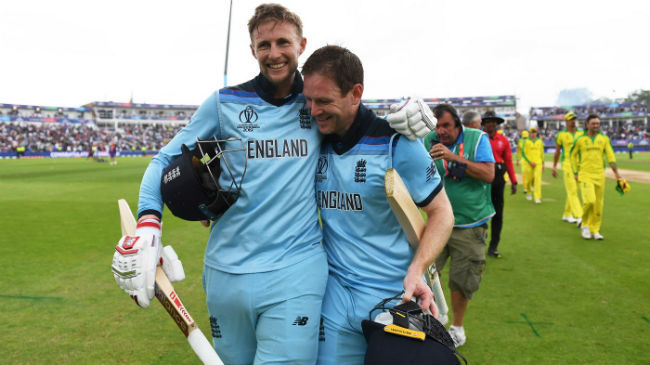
left=562, top=216, right=571, bottom=222
left=581, top=226, right=592, bottom=239
left=566, top=217, right=577, bottom=223
left=535, top=199, right=542, bottom=204
left=448, top=325, right=466, bottom=347
left=526, top=194, right=532, bottom=201
left=576, top=218, right=582, bottom=228
left=593, top=233, right=604, bottom=240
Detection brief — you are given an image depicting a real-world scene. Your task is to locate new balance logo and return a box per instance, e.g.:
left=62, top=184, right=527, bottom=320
left=319, top=317, right=326, bottom=341
left=292, top=316, right=309, bottom=326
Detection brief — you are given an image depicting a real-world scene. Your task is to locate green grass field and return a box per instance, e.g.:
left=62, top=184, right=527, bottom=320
left=1, top=156, right=648, bottom=364
left=609, top=151, right=650, bottom=172
left=546, top=151, right=650, bottom=172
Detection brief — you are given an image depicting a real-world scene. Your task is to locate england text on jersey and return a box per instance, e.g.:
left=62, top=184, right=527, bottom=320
left=317, top=190, right=364, bottom=211
left=246, top=139, right=309, bottom=159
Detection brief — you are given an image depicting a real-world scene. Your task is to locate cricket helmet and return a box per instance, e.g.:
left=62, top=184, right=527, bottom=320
left=564, top=111, right=578, bottom=121
left=361, top=293, right=464, bottom=365
left=160, top=137, right=246, bottom=221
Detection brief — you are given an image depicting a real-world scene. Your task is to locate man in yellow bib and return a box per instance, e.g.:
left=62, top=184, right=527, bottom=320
left=522, top=127, right=544, bottom=203
left=552, top=112, right=584, bottom=224
left=570, top=114, right=624, bottom=240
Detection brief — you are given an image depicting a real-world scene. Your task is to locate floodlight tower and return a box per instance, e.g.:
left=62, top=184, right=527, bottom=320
left=224, top=0, right=233, bottom=87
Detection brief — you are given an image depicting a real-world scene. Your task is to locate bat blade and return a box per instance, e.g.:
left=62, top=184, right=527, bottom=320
left=118, top=199, right=137, bottom=236
left=384, top=169, right=449, bottom=318
left=385, top=169, right=425, bottom=247
left=117, top=199, right=223, bottom=365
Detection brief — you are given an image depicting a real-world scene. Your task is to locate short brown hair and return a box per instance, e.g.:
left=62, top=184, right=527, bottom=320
left=248, top=3, right=303, bottom=39
left=586, top=113, right=599, bottom=123
left=302, top=45, right=363, bottom=95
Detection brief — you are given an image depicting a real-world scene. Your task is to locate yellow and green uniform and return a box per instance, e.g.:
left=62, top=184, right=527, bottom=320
left=555, top=129, right=584, bottom=218
left=570, top=132, right=616, bottom=234
left=522, top=137, right=544, bottom=200
left=517, top=137, right=530, bottom=192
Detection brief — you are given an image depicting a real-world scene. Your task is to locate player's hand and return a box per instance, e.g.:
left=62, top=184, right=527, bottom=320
left=511, top=183, right=517, bottom=195
left=402, top=270, right=439, bottom=318
left=529, top=162, right=536, bottom=168
left=200, top=220, right=210, bottom=227
left=430, top=143, right=453, bottom=162
left=551, top=168, right=557, bottom=178
left=112, top=217, right=163, bottom=308
left=387, top=98, right=436, bottom=140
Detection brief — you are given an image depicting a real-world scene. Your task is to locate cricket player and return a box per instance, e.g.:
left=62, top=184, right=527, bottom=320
left=111, top=4, right=431, bottom=364
left=552, top=112, right=584, bottom=224
left=570, top=114, right=624, bottom=240
left=516, top=130, right=530, bottom=193
left=423, top=103, right=495, bottom=348
left=109, top=142, right=117, bottom=166
left=521, top=127, right=544, bottom=203
left=302, top=45, right=455, bottom=364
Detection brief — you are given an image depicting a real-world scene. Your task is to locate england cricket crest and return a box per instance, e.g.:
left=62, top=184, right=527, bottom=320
left=355, top=159, right=367, bottom=183
left=299, top=106, right=312, bottom=129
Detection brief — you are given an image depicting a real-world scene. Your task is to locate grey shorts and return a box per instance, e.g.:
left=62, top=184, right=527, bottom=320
left=435, top=225, right=487, bottom=299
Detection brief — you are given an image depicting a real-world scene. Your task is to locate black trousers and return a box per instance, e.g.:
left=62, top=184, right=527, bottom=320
left=489, top=163, right=506, bottom=252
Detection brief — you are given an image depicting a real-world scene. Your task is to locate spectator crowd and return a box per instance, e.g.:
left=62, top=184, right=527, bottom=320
left=0, top=122, right=184, bottom=153
left=1, top=118, right=648, bottom=156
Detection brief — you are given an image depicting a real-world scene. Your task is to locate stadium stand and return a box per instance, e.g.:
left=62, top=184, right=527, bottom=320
left=529, top=102, right=649, bottom=151
left=365, top=95, right=518, bottom=125
left=3, top=97, right=646, bottom=158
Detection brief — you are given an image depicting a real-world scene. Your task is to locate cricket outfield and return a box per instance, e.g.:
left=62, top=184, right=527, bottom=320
left=1, top=156, right=648, bottom=364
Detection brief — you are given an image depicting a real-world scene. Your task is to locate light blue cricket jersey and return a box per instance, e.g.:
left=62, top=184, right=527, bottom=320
left=316, top=105, right=442, bottom=296
left=138, top=72, right=324, bottom=273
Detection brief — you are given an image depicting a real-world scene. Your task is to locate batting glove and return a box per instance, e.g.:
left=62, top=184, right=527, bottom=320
left=387, top=98, right=436, bottom=140
left=111, top=217, right=163, bottom=308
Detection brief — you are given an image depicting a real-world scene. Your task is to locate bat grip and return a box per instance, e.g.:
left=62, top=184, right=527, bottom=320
left=187, top=329, right=224, bottom=365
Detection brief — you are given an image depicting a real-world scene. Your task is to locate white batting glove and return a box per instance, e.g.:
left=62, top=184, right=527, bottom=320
left=112, top=217, right=163, bottom=308
left=387, top=98, right=437, bottom=140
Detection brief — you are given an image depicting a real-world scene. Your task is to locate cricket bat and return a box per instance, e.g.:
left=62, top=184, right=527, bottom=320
left=118, top=199, right=223, bottom=365
left=384, top=169, right=449, bottom=319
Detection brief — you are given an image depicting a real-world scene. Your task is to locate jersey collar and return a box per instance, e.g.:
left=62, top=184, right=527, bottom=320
left=253, top=70, right=303, bottom=106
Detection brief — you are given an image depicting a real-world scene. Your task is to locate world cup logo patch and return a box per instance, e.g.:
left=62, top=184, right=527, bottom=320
left=316, top=155, right=328, bottom=183
left=237, top=106, right=260, bottom=132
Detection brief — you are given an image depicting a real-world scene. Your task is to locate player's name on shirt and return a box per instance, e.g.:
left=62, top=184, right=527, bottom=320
left=317, top=190, right=364, bottom=212
left=246, top=138, right=309, bottom=159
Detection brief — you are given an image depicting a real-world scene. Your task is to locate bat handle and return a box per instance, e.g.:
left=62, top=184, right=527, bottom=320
left=427, top=265, right=449, bottom=316
left=187, top=329, right=224, bottom=365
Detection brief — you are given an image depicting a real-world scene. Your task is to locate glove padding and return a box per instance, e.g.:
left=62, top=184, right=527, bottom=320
left=387, top=98, right=436, bottom=140
left=111, top=217, right=185, bottom=308
left=615, top=178, right=630, bottom=195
